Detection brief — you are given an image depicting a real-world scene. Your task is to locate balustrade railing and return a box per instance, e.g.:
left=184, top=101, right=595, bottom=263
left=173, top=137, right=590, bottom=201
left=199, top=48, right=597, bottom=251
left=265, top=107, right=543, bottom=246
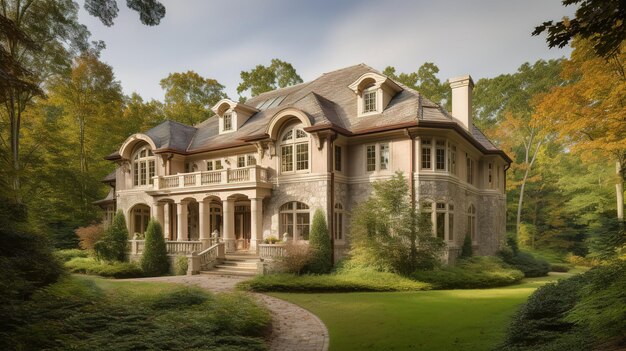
left=195, top=242, right=225, bottom=271
left=258, top=244, right=286, bottom=260
left=129, top=240, right=202, bottom=255
left=156, top=165, right=269, bottom=190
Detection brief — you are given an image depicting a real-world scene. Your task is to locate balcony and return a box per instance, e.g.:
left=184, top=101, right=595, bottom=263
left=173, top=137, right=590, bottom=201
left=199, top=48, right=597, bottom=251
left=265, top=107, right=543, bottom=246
left=152, top=165, right=271, bottom=191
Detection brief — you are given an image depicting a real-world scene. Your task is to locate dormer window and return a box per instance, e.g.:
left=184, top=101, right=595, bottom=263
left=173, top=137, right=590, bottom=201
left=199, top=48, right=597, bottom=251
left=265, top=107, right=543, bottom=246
left=348, top=72, right=402, bottom=117
left=363, top=87, right=377, bottom=113
left=223, top=112, right=232, bottom=131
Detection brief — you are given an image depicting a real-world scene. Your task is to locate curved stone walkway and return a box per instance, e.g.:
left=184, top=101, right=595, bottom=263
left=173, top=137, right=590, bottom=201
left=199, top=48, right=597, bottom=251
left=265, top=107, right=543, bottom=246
left=125, top=275, right=329, bottom=351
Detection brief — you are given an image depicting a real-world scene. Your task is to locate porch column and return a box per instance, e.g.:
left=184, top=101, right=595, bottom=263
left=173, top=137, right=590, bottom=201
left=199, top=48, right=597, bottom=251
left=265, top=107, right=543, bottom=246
left=155, top=202, right=165, bottom=237
left=250, top=198, right=263, bottom=251
left=223, top=198, right=236, bottom=252
left=176, top=200, right=188, bottom=241
left=163, top=203, right=171, bottom=240
left=199, top=200, right=210, bottom=248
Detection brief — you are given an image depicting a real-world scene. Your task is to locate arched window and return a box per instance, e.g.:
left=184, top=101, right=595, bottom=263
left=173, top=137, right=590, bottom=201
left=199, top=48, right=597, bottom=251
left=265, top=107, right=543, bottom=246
left=334, top=203, right=344, bottom=240
left=279, top=201, right=310, bottom=240
left=280, top=125, right=309, bottom=173
left=133, top=145, right=155, bottom=186
left=467, top=204, right=476, bottom=242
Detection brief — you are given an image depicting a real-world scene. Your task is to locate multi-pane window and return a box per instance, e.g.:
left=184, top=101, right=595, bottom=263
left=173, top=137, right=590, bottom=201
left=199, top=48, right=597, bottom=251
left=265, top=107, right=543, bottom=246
left=436, top=202, right=446, bottom=239
left=448, top=204, right=454, bottom=241
left=466, top=155, right=474, bottom=185
left=247, top=154, right=256, bottom=166
left=237, top=156, right=246, bottom=168
left=488, top=163, right=493, bottom=187
left=436, top=140, right=446, bottom=170
left=380, top=143, right=389, bottom=170
left=449, top=145, right=457, bottom=175
left=334, top=145, right=342, bottom=172
left=334, top=203, right=344, bottom=240
left=363, top=88, right=377, bottom=113
left=424, top=201, right=455, bottom=241
left=281, top=125, right=309, bottom=173
left=280, top=201, right=310, bottom=240
left=366, top=143, right=390, bottom=172
left=133, top=145, right=155, bottom=186
left=215, top=160, right=223, bottom=170
left=207, top=161, right=214, bottom=171
left=421, top=139, right=432, bottom=169
left=132, top=205, right=150, bottom=235
left=236, top=154, right=256, bottom=168
left=467, top=205, right=476, bottom=242
left=207, top=160, right=224, bottom=171
left=366, top=145, right=376, bottom=172
left=223, top=112, right=232, bottom=131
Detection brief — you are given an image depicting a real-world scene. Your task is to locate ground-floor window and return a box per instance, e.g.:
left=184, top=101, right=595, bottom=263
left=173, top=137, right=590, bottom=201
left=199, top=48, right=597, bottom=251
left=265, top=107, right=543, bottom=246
left=467, top=204, right=476, bottom=242
left=422, top=200, right=455, bottom=241
left=334, top=203, right=344, bottom=240
left=132, top=205, right=150, bottom=236
left=280, top=201, right=310, bottom=240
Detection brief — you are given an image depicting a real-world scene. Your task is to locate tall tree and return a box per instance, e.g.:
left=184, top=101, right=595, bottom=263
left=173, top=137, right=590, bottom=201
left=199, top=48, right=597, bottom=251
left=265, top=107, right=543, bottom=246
left=122, top=92, right=165, bottom=134
left=533, top=39, right=626, bottom=220
left=237, top=59, right=303, bottom=98
left=473, top=60, right=564, bottom=235
left=159, top=71, right=227, bottom=126
left=383, top=63, right=450, bottom=108
left=533, top=0, right=626, bottom=58
left=0, top=0, right=89, bottom=203
left=84, top=0, right=166, bottom=26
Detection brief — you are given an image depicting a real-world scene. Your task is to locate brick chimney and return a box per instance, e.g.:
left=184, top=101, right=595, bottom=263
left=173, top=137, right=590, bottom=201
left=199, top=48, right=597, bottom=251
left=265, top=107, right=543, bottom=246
left=448, top=75, right=474, bottom=131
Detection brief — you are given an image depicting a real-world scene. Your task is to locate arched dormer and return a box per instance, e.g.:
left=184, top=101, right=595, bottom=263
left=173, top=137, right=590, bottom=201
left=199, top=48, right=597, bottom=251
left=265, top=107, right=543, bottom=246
left=348, top=72, right=402, bottom=117
left=119, top=133, right=158, bottom=161
left=211, top=98, right=259, bottom=134
left=265, top=108, right=312, bottom=140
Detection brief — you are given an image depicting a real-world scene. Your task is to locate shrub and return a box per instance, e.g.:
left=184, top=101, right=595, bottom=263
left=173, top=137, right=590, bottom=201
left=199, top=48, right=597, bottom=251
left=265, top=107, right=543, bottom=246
left=349, top=172, right=445, bottom=275
left=279, top=242, right=312, bottom=275
left=75, top=224, right=104, bottom=250
left=65, top=257, right=144, bottom=278
left=412, top=256, right=524, bottom=289
left=459, top=234, right=473, bottom=259
left=140, top=220, right=169, bottom=276
left=238, top=267, right=431, bottom=292
left=150, top=288, right=209, bottom=309
left=565, top=253, right=601, bottom=267
left=306, top=209, right=332, bottom=274
left=174, top=256, right=188, bottom=276
left=587, top=217, right=626, bottom=260
left=498, top=248, right=550, bottom=277
left=550, top=263, right=571, bottom=272
left=53, top=249, right=89, bottom=262
left=94, top=210, right=129, bottom=262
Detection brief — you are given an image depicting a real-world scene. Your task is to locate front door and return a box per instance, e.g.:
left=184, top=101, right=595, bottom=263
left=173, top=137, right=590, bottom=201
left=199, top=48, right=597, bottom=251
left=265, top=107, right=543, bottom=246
left=234, top=205, right=251, bottom=250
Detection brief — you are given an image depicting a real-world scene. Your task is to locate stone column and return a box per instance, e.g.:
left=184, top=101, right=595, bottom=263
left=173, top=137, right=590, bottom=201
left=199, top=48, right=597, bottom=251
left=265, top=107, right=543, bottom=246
left=163, top=203, right=171, bottom=240
left=250, top=198, right=263, bottom=251
left=198, top=200, right=210, bottom=248
left=223, top=198, right=235, bottom=252
left=176, top=201, right=188, bottom=241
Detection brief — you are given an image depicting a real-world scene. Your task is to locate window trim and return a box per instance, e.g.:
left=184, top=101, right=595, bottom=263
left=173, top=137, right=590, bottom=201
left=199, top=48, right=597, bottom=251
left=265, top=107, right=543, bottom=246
left=132, top=145, right=155, bottom=187
left=365, top=142, right=391, bottom=173
left=223, top=112, right=233, bottom=132
left=467, top=204, right=477, bottom=243
left=334, top=203, right=344, bottom=241
left=363, top=87, right=377, bottom=113
left=280, top=125, right=310, bottom=174
left=279, top=201, right=310, bottom=241
left=334, top=145, right=342, bottom=172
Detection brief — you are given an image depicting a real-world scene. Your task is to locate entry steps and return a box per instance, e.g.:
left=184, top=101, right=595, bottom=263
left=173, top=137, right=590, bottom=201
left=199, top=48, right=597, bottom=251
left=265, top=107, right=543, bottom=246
left=200, top=254, right=260, bottom=277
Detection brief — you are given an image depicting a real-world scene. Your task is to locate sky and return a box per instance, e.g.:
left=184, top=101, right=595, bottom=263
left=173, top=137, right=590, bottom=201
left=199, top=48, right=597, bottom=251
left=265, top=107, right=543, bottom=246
left=77, top=0, right=576, bottom=101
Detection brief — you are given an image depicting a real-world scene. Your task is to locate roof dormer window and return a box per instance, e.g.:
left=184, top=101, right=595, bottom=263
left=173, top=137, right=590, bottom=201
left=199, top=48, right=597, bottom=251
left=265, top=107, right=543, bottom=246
left=363, top=87, right=377, bottom=113
left=223, top=112, right=232, bottom=131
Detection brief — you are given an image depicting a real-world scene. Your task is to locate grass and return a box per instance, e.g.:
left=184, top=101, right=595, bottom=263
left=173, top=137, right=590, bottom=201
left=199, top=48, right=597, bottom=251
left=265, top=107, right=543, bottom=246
left=269, top=273, right=576, bottom=351
left=5, top=275, right=271, bottom=351
left=65, top=257, right=145, bottom=278
left=238, top=268, right=432, bottom=292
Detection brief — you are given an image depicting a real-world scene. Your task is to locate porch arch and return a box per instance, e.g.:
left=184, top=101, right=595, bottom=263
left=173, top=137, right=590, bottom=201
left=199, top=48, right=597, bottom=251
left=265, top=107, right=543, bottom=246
left=128, top=203, right=151, bottom=237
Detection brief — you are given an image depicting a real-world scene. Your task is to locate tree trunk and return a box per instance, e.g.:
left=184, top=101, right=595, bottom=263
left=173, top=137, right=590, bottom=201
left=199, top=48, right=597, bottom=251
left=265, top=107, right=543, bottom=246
left=516, top=131, right=543, bottom=236
left=617, top=160, right=624, bottom=220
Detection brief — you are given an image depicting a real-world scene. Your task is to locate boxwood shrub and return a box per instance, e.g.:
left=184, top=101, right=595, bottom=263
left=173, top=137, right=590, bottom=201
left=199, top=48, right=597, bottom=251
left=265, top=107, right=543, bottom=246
left=412, top=256, right=525, bottom=289
left=498, top=248, right=550, bottom=277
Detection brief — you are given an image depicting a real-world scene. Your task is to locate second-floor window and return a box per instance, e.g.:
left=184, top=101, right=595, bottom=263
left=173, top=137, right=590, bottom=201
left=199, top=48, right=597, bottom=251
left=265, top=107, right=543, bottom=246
left=365, top=142, right=390, bottom=172
left=280, top=125, right=309, bottom=173
left=466, top=155, right=474, bottom=185
left=237, top=154, right=257, bottom=168
left=334, top=145, right=342, bottom=172
left=436, top=140, right=446, bottom=170
left=207, top=159, right=223, bottom=171
left=133, top=145, right=155, bottom=186
left=223, top=112, right=232, bottom=131
left=421, top=139, right=432, bottom=169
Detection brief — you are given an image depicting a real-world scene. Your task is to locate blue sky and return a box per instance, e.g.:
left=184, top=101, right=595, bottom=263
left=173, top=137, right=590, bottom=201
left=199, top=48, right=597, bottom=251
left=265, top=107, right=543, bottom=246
left=77, top=0, right=575, bottom=100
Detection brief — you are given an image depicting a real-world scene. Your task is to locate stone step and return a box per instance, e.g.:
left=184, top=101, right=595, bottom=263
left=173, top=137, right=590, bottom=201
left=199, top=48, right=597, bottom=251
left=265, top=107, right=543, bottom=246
left=214, top=264, right=257, bottom=271
left=219, top=261, right=258, bottom=268
left=200, top=269, right=257, bottom=277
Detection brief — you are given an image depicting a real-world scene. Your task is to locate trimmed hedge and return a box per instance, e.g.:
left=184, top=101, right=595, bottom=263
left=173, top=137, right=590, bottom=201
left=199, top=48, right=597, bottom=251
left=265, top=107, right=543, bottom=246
left=65, top=257, right=144, bottom=278
left=53, top=249, right=89, bottom=262
left=238, top=267, right=431, bottom=292
left=412, top=256, right=525, bottom=289
left=140, top=220, right=169, bottom=276
left=550, top=263, right=571, bottom=272
left=498, top=249, right=550, bottom=277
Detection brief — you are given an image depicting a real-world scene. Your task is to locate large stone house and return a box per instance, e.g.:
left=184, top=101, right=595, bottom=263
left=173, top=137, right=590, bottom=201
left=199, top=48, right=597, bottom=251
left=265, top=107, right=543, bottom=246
left=97, top=64, right=509, bottom=270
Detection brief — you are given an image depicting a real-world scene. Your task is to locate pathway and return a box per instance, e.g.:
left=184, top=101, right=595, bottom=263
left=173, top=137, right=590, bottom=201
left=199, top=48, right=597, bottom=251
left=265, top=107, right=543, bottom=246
left=126, top=274, right=329, bottom=351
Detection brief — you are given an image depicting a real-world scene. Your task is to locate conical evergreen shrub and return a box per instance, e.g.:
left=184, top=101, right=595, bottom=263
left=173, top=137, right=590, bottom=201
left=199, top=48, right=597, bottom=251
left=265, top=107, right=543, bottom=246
left=307, top=209, right=332, bottom=274
left=94, top=210, right=129, bottom=262
left=460, top=233, right=473, bottom=259
left=140, top=219, right=169, bottom=276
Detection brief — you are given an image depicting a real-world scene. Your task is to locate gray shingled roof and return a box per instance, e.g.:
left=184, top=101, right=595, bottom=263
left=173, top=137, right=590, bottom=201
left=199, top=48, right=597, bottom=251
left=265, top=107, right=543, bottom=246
left=132, top=64, right=504, bottom=159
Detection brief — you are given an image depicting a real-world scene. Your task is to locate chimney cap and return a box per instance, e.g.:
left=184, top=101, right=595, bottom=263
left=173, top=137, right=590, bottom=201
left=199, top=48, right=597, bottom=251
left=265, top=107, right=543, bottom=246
left=448, top=75, right=474, bottom=88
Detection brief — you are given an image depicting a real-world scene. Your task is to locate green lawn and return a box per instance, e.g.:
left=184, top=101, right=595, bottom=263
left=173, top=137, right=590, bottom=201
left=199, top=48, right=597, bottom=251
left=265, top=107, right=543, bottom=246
left=270, top=273, right=576, bottom=351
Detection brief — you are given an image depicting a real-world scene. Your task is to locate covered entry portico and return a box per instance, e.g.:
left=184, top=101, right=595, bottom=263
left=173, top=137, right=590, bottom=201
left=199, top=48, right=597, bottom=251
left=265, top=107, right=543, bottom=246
left=150, top=188, right=270, bottom=253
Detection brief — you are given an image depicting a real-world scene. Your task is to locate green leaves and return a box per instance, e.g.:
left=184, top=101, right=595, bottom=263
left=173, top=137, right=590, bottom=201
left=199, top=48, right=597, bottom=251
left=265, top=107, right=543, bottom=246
left=237, top=59, right=303, bottom=98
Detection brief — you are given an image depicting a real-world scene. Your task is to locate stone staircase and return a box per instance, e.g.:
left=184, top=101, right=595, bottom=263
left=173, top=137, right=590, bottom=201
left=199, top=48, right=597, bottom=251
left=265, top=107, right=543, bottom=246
left=200, top=253, right=259, bottom=277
